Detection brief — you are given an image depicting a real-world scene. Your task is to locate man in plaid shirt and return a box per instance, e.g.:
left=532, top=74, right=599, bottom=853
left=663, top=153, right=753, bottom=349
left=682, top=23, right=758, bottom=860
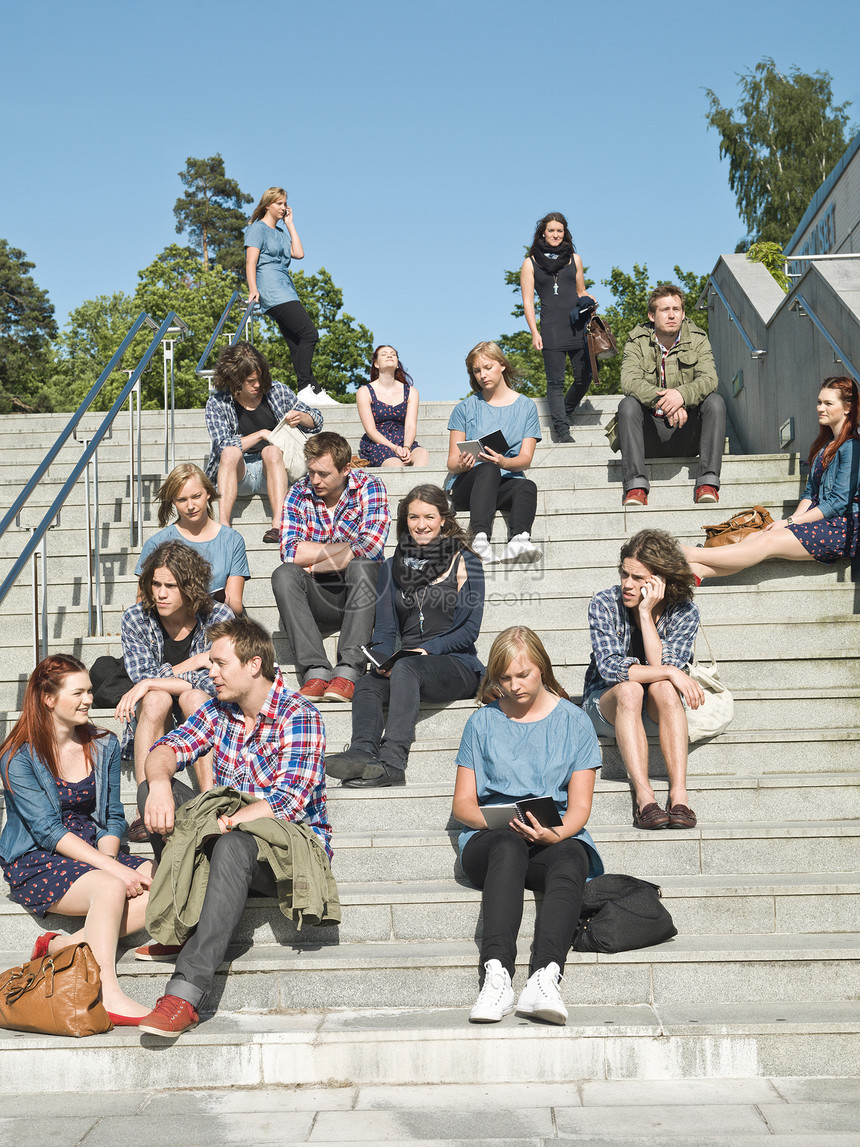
left=271, top=431, right=390, bottom=703
left=136, top=616, right=330, bottom=1036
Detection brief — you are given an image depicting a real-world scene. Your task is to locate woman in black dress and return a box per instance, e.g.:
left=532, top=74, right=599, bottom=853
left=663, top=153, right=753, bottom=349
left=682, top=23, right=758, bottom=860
left=520, top=212, right=595, bottom=443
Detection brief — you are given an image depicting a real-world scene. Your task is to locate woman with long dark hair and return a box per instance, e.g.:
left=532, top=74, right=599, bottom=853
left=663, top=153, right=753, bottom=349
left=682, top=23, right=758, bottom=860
left=356, top=345, right=430, bottom=468
left=682, top=377, right=860, bottom=580
left=245, top=186, right=332, bottom=402
left=446, top=342, right=542, bottom=564
left=520, top=212, right=596, bottom=443
left=324, top=484, right=484, bottom=788
left=453, top=627, right=603, bottom=1025
left=0, top=656, right=154, bottom=1024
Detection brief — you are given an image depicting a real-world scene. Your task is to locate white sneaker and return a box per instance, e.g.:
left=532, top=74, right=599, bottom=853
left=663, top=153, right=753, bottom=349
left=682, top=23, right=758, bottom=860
left=500, top=533, right=542, bottom=563
left=469, top=959, right=515, bottom=1023
left=516, top=962, right=567, bottom=1025
left=471, top=532, right=498, bottom=564
left=296, top=385, right=341, bottom=406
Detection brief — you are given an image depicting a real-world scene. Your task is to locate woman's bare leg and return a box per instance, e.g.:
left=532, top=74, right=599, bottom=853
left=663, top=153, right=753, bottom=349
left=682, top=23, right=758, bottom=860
left=681, top=531, right=812, bottom=581
left=48, top=869, right=151, bottom=1016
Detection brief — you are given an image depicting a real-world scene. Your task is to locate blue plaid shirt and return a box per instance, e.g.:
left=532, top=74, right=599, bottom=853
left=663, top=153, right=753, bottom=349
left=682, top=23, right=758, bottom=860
left=204, top=381, right=324, bottom=481
left=154, top=670, right=331, bottom=856
left=119, top=601, right=234, bottom=755
left=583, top=586, right=699, bottom=703
left=279, top=468, right=391, bottom=563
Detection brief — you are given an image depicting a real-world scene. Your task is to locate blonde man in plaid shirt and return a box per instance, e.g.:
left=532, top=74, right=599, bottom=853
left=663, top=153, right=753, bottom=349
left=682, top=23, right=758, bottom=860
left=271, top=431, right=391, bottom=703
left=136, top=616, right=330, bottom=1036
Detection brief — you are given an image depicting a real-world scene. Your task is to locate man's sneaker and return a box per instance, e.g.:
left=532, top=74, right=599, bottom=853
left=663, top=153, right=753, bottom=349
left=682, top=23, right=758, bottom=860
left=323, top=677, right=354, bottom=702
left=500, top=533, right=542, bottom=563
left=471, top=532, right=498, bottom=564
left=623, top=489, right=648, bottom=507
left=694, top=485, right=719, bottom=504
left=299, top=678, right=329, bottom=699
left=516, top=962, right=567, bottom=1025
left=134, top=940, right=186, bottom=962
left=469, top=959, right=515, bottom=1023
left=138, top=994, right=199, bottom=1037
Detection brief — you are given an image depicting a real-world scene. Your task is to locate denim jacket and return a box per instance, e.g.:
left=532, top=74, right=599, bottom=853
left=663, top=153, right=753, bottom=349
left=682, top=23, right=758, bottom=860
left=804, top=439, right=860, bottom=519
left=0, top=733, right=125, bottom=865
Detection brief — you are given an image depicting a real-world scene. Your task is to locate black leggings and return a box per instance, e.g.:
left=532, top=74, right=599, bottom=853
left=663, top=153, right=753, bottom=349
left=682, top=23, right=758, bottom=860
left=266, top=300, right=319, bottom=391
left=461, top=829, right=589, bottom=979
left=450, top=466, right=537, bottom=540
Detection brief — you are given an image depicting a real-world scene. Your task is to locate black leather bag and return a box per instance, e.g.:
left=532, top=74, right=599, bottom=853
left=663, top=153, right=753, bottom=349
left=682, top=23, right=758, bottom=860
left=572, top=873, right=677, bottom=953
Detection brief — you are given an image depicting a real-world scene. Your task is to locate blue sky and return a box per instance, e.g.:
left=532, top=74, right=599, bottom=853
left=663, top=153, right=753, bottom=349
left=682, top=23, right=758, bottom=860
left=2, top=0, right=858, bottom=400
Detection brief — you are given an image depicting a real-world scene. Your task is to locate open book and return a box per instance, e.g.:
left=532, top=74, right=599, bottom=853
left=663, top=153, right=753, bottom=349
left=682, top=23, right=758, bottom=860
left=456, top=429, right=510, bottom=462
left=480, top=796, right=563, bottom=831
left=361, top=645, right=423, bottom=674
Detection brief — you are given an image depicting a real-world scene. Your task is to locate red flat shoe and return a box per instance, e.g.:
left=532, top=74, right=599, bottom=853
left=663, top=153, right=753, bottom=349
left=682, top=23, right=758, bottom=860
left=107, top=1011, right=142, bottom=1027
left=31, top=932, right=60, bottom=961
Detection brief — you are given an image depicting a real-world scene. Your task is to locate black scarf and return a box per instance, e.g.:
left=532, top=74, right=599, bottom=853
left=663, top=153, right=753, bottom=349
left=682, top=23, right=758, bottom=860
left=392, top=534, right=460, bottom=599
left=532, top=238, right=574, bottom=277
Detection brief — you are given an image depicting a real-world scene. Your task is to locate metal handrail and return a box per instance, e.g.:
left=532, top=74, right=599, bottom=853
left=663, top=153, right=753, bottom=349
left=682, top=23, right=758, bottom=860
left=195, top=292, right=259, bottom=378
left=0, top=312, right=159, bottom=544
left=790, top=293, right=860, bottom=384
left=0, top=313, right=183, bottom=661
left=785, top=253, right=860, bottom=279
left=704, top=277, right=767, bottom=359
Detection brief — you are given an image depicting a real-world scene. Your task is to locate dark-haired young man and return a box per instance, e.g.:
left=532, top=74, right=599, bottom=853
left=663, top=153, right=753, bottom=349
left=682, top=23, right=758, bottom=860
left=271, top=431, right=390, bottom=703
left=136, top=616, right=333, bottom=1037
left=617, top=285, right=725, bottom=507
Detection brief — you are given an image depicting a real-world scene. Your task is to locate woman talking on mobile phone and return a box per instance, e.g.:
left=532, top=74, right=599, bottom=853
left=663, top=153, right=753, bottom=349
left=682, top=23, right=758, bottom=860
left=582, top=529, right=703, bottom=831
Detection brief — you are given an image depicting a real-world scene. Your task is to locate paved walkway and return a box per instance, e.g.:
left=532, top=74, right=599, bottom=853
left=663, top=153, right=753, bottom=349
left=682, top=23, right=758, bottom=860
left=3, top=1078, right=860, bottom=1145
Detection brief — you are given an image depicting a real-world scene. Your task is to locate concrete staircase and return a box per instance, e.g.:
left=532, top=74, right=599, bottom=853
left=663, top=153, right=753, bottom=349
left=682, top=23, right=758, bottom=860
left=0, top=397, right=858, bottom=1094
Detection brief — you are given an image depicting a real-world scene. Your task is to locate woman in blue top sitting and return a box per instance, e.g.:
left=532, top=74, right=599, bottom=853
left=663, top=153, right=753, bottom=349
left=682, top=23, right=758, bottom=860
left=324, top=484, right=484, bottom=789
left=245, top=186, right=329, bottom=402
left=136, top=464, right=249, bottom=614
left=1, top=656, right=154, bottom=1025
left=452, top=626, right=603, bottom=1026
left=682, top=377, right=860, bottom=581
left=356, top=345, right=430, bottom=468
left=446, top=342, right=543, bottom=564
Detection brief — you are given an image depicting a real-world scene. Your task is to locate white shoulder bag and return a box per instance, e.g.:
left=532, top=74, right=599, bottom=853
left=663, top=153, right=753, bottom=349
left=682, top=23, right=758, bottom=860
left=684, top=625, right=734, bottom=742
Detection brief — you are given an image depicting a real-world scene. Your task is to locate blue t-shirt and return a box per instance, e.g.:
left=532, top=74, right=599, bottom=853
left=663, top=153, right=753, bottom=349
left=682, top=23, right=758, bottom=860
left=455, top=698, right=604, bottom=876
left=446, top=393, right=542, bottom=488
left=244, top=220, right=299, bottom=309
left=135, top=523, right=250, bottom=595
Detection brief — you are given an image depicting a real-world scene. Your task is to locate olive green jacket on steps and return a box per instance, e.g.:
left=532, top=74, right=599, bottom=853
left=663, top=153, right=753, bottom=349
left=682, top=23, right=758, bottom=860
left=145, top=787, right=341, bottom=946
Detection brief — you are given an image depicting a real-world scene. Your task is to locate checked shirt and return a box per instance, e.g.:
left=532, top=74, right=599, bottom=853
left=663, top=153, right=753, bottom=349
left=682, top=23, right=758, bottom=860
left=279, top=468, right=390, bottom=564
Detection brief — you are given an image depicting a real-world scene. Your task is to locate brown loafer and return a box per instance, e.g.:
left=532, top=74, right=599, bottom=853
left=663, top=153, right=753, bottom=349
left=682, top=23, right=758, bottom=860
left=667, top=803, right=697, bottom=829
left=263, top=528, right=280, bottom=544
left=634, top=802, right=670, bottom=830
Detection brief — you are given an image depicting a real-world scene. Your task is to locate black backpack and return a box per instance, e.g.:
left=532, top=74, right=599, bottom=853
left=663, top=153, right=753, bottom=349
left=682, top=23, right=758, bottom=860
left=572, top=874, right=677, bottom=954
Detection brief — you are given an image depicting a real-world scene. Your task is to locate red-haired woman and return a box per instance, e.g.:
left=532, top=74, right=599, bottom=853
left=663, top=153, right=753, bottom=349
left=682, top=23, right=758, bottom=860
left=682, top=378, right=860, bottom=580
left=0, top=656, right=154, bottom=1025
left=357, top=345, right=430, bottom=468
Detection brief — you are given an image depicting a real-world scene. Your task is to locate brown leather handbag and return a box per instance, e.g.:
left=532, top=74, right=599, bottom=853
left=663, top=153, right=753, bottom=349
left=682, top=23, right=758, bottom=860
left=0, top=942, right=113, bottom=1037
left=586, top=313, right=618, bottom=381
left=702, top=505, right=774, bottom=548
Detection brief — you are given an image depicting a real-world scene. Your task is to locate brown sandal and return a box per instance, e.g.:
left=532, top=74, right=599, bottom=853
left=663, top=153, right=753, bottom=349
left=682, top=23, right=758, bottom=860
left=634, top=802, right=670, bottom=830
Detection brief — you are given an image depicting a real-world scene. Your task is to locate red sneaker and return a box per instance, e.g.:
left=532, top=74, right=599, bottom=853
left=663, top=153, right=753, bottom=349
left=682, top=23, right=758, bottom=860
left=323, top=677, right=355, bottom=702
left=694, top=485, right=719, bottom=504
left=138, top=994, right=199, bottom=1037
left=299, top=678, right=329, bottom=699
left=134, top=940, right=186, bottom=962
left=623, top=488, right=648, bottom=507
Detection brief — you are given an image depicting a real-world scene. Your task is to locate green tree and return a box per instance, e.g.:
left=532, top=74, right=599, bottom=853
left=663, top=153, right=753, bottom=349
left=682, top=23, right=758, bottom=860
left=0, top=239, right=58, bottom=413
left=50, top=290, right=140, bottom=411
left=705, top=58, right=852, bottom=247
left=257, top=267, right=373, bottom=402
left=173, top=154, right=253, bottom=278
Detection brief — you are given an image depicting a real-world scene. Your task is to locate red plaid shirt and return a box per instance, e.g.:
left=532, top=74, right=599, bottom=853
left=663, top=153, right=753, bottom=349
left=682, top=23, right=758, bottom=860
left=154, top=670, right=331, bottom=856
left=279, top=468, right=390, bottom=564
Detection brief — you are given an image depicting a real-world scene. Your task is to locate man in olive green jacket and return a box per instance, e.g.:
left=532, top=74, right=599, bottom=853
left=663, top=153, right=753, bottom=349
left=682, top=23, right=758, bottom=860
left=617, top=284, right=725, bottom=506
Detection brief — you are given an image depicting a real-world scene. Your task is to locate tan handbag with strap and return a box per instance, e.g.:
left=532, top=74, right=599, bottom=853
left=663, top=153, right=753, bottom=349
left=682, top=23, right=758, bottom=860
left=0, top=942, right=113, bottom=1037
left=702, top=505, right=774, bottom=548
left=586, top=313, right=618, bottom=382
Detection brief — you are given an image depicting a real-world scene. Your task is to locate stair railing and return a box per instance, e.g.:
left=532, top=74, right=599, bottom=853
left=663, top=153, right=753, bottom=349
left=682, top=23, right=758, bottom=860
left=702, top=277, right=767, bottom=359
left=195, top=293, right=258, bottom=387
left=789, top=294, right=860, bottom=384
left=0, top=312, right=186, bottom=666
